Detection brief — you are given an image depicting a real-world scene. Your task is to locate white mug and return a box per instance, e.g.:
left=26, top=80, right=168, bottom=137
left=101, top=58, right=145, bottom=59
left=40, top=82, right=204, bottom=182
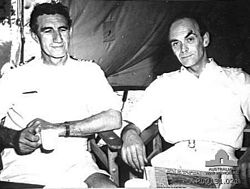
left=124, top=178, right=150, bottom=188
left=40, top=129, right=59, bottom=151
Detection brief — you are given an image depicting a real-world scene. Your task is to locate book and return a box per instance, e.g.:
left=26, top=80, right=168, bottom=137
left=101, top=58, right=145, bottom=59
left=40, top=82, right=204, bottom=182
left=144, top=166, right=217, bottom=188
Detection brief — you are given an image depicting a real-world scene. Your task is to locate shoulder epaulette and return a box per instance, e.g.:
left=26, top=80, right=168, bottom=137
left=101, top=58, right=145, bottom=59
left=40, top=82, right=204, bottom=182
left=157, top=70, right=180, bottom=79
left=69, top=55, right=95, bottom=63
left=223, top=66, right=243, bottom=75
left=69, top=55, right=80, bottom=61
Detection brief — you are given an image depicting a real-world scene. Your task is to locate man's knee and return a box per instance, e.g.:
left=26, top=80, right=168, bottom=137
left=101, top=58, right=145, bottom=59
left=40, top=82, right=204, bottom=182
left=85, top=172, right=117, bottom=188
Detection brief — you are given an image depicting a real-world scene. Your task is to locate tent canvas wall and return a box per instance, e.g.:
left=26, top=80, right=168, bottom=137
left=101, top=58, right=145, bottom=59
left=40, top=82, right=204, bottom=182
left=61, top=0, right=250, bottom=89
left=8, top=0, right=250, bottom=89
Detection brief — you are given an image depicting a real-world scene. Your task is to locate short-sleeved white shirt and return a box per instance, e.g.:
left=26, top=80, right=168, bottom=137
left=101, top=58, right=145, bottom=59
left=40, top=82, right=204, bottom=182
left=0, top=56, right=120, bottom=187
left=127, top=58, right=250, bottom=149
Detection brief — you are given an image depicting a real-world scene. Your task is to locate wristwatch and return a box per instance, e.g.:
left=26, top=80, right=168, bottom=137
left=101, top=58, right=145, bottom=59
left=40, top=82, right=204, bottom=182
left=64, top=122, right=70, bottom=137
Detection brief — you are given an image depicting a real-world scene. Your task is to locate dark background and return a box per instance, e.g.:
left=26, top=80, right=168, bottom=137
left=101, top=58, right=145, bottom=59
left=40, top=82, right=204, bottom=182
left=64, top=0, right=250, bottom=88
left=2, top=0, right=250, bottom=88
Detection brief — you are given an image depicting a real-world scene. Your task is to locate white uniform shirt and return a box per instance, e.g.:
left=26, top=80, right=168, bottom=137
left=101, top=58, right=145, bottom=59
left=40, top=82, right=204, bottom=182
left=0, top=56, right=120, bottom=187
left=127, top=58, right=250, bottom=149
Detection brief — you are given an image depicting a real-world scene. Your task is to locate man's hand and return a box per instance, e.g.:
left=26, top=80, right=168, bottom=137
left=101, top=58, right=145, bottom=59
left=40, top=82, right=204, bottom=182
left=237, top=148, right=250, bottom=188
left=121, top=128, right=148, bottom=172
left=27, top=118, right=54, bottom=131
left=15, top=118, right=55, bottom=155
left=15, top=121, right=41, bottom=155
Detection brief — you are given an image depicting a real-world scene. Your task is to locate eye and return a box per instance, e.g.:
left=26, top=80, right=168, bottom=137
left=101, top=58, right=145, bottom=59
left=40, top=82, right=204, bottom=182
left=43, top=28, right=52, bottom=33
left=171, top=41, right=180, bottom=49
left=186, top=36, right=195, bottom=43
left=59, top=27, right=69, bottom=32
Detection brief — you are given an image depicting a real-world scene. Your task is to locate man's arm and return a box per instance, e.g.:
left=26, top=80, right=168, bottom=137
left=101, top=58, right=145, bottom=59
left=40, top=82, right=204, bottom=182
left=121, top=122, right=148, bottom=172
left=238, top=75, right=250, bottom=188
left=29, top=109, right=122, bottom=137
left=0, top=126, right=19, bottom=149
left=238, top=147, right=250, bottom=188
left=61, top=109, right=122, bottom=136
left=0, top=109, right=121, bottom=154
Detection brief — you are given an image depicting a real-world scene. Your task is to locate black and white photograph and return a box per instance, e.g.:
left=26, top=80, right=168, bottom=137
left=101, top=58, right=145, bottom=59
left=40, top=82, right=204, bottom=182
left=0, top=0, right=250, bottom=188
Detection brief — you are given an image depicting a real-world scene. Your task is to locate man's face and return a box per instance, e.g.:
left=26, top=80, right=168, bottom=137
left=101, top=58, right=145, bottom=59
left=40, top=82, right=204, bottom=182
left=169, top=18, right=209, bottom=68
left=33, top=14, right=70, bottom=62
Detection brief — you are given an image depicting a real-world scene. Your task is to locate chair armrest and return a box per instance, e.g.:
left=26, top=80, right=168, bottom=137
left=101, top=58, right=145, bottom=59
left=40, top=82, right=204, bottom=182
left=244, top=121, right=250, bottom=132
left=140, top=121, right=159, bottom=145
left=98, top=130, right=122, bottom=150
left=241, top=121, right=250, bottom=151
left=89, top=131, right=121, bottom=185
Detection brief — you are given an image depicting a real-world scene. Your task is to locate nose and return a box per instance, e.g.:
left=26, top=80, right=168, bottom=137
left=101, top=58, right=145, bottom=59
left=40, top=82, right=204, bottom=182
left=53, top=31, right=63, bottom=43
left=180, top=43, right=188, bottom=53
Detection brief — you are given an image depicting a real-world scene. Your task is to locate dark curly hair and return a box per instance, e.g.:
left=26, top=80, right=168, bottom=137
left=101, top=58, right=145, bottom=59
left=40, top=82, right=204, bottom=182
left=29, top=2, right=72, bottom=34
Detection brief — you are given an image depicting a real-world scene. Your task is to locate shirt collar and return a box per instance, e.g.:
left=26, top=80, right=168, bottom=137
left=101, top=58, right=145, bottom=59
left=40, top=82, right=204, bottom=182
left=205, top=58, right=224, bottom=73
left=37, top=53, right=70, bottom=66
left=180, top=58, right=223, bottom=78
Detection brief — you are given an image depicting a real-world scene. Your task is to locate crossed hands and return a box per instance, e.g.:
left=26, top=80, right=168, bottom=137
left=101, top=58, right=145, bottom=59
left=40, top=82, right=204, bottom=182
left=16, top=118, right=54, bottom=155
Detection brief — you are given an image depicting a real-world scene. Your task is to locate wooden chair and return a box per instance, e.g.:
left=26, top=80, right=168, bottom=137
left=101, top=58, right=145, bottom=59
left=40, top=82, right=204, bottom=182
left=88, top=131, right=122, bottom=186
left=235, top=121, right=250, bottom=158
left=140, top=119, right=164, bottom=162
left=127, top=119, right=169, bottom=179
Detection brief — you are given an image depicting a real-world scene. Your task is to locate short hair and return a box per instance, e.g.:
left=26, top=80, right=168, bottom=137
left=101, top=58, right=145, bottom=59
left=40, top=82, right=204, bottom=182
left=168, top=12, right=208, bottom=39
left=29, top=2, right=72, bottom=34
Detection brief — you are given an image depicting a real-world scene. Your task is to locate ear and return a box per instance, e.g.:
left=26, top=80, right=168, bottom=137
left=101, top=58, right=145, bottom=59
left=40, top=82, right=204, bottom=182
left=31, top=31, right=39, bottom=43
left=202, top=32, right=210, bottom=47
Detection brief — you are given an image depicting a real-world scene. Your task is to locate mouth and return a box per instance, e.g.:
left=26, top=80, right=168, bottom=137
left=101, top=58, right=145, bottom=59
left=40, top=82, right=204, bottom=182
left=51, top=43, right=64, bottom=48
left=181, top=54, right=192, bottom=60
left=52, top=46, right=64, bottom=49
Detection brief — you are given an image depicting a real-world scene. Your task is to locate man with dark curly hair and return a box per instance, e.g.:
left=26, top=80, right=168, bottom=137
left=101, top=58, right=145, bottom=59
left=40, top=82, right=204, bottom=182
left=0, top=2, right=121, bottom=188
